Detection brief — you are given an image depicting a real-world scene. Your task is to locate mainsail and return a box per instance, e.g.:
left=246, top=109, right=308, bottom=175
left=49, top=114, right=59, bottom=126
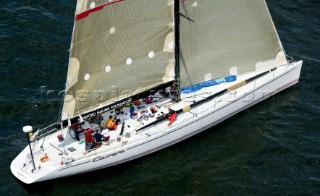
left=62, top=0, right=287, bottom=119
left=179, top=0, right=288, bottom=87
left=62, top=0, right=175, bottom=118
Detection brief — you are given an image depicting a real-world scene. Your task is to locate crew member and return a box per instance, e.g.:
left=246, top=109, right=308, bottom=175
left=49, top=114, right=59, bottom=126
left=105, top=115, right=113, bottom=127
left=94, top=128, right=103, bottom=147
left=84, top=128, right=94, bottom=151
left=71, top=124, right=80, bottom=141
left=107, top=117, right=118, bottom=130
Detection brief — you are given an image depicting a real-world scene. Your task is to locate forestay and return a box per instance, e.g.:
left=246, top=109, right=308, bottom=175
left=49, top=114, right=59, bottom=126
left=62, top=0, right=175, bottom=119
left=179, top=0, right=288, bottom=88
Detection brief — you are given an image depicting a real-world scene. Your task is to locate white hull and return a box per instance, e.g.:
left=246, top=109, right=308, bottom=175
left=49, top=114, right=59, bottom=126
left=11, top=61, right=302, bottom=184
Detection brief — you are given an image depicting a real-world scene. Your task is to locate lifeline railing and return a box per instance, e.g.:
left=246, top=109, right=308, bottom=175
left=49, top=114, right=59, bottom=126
left=30, top=123, right=59, bottom=142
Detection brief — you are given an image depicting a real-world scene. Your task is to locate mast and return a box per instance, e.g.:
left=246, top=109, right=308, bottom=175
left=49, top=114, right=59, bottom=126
left=174, top=0, right=181, bottom=101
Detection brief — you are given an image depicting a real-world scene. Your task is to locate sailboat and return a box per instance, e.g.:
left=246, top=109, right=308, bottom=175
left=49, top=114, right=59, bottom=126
left=11, top=0, right=302, bottom=184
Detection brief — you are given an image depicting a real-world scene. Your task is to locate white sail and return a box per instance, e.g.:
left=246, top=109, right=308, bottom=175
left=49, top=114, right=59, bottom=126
left=179, top=0, right=288, bottom=87
left=63, top=0, right=175, bottom=118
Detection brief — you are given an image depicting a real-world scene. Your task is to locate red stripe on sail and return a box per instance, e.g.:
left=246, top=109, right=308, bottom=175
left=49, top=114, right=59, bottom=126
left=76, top=0, right=125, bottom=21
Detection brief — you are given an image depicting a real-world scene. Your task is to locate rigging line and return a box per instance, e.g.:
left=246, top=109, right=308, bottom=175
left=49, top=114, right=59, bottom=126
left=193, top=3, right=197, bottom=116
left=40, top=134, right=46, bottom=149
left=75, top=93, right=82, bottom=117
left=74, top=19, right=78, bottom=72
left=179, top=3, right=194, bottom=22
left=179, top=13, right=195, bottom=22
left=57, top=83, right=67, bottom=123
left=180, top=1, right=195, bottom=23
left=180, top=50, right=193, bottom=86
left=49, top=143, right=68, bottom=156
left=184, top=92, right=211, bottom=98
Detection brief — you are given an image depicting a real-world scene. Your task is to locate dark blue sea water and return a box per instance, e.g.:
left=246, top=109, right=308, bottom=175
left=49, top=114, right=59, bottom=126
left=1, top=0, right=319, bottom=195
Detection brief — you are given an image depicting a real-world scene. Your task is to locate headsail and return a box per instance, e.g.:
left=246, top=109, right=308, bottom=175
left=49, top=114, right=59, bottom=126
left=179, top=0, right=287, bottom=88
left=62, top=0, right=175, bottom=119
